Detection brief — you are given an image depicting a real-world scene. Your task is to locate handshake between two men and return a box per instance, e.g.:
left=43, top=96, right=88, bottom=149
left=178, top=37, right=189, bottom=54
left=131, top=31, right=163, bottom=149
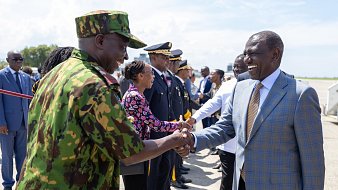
left=171, top=117, right=198, bottom=158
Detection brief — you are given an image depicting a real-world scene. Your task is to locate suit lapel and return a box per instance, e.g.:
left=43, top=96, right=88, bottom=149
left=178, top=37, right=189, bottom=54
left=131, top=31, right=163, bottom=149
left=247, top=73, right=288, bottom=144
left=5, top=67, right=21, bottom=92
left=19, top=71, right=28, bottom=93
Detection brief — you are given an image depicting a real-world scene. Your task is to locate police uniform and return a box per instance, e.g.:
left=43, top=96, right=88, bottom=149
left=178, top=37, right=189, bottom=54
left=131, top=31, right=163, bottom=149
left=175, top=60, right=192, bottom=121
left=168, top=50, right=184, bottom=121
left=166, top=51, right=191, bottom=189
left=174, top=61, right=193, bottom=188
left=143, top=42, right=173, bottom=190
left=17, top=10, right=146, bottom=190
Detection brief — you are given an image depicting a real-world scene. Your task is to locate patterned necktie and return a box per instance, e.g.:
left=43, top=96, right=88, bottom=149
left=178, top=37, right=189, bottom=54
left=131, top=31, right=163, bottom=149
left=15, top=72, right=23, bottom=93
left=246, top=82, right=263, bottom=141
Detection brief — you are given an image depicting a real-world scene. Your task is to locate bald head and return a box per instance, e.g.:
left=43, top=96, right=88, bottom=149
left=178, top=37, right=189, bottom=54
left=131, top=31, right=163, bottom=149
left=249, top=30, right=284, bottom=63
left=201, top=66, right=210, bottom=77
left=6, top=50, right=24, bottom=72
left=233, top=54, right=248, bottom=78
left=244, top=30, right=284, bottom=81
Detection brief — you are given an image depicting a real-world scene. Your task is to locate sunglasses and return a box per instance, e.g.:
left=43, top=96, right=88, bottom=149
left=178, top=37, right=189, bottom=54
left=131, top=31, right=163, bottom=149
left=11, top=58, right=24, bottom=62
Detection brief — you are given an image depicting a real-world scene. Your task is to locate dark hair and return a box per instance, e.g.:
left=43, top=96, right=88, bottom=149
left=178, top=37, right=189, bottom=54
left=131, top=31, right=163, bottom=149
left=22, top=66, right=33, bottom=75
left=124, top=61, right=145, bottom=81
left=41, top=47, right=74, bottom=76
left=214, top=69, right=225, bottom=81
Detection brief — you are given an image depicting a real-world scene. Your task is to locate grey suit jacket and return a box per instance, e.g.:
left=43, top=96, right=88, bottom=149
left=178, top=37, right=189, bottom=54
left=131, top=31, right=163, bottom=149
left=0, top=67, right=32, bottom=131
left=194, top=71, right=325, bottom=190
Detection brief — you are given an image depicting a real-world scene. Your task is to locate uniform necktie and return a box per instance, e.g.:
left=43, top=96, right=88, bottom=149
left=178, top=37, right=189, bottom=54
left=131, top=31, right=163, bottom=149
left=15, top=72, right=23, bottom=93
left=246, top=82, right=263, bottom=141
left=161, top=74, right=168, bottom=87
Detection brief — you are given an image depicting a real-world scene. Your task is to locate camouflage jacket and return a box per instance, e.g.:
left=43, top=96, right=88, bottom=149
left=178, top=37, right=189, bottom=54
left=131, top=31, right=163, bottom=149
left=17, top=49, right=144, bottom=190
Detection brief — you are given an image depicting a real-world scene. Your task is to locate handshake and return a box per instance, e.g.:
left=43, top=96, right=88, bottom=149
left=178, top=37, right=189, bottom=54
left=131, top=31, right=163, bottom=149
left=171, top=117, right=198, bottom=158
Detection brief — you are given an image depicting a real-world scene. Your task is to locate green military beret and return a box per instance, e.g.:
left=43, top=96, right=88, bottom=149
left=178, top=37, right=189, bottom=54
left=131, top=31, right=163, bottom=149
left=75, top=10, right=147, bottom=49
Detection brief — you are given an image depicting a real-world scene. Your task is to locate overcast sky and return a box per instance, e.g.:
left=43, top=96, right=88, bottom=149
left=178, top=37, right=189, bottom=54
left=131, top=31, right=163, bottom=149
left=0, top=0, right=337, bottom=77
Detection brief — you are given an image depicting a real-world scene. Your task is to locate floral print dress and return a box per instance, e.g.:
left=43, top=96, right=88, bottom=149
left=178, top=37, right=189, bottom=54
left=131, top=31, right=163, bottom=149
left=122, top=84, right=179, bottom=140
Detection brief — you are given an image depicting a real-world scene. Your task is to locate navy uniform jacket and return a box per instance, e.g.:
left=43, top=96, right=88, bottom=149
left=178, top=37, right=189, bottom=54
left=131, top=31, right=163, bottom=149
left=175, top=77, right=191, bottom=120
left=169, top=74, right=183, bottom=121
left=165, top=72, right=178, bottom=121
left=144, top=69, right=170, bottom=139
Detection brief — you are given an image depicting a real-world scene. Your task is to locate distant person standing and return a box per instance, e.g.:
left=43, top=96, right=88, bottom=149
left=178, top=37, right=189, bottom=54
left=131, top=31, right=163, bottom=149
left=0, top=51, right=32, bottom=190
left=188, top=73, right=198, bottom=100
left=198, top=66, right=212, bottom=128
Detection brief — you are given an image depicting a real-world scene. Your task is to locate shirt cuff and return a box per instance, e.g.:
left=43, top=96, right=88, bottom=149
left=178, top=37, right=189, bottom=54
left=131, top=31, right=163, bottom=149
left=192, top=133, right=197, bottom=148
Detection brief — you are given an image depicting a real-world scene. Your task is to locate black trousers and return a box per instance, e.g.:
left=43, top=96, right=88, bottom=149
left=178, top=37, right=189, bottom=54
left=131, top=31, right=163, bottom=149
left=219, top=150, right=235, bottom=190
left=123, top=173, right=147, bottom=190
left=201, top=117, right=211, bottom=128
left=147, top=150, right=172, bottom=190
left=173, top=151, right=182, bottom=181
left=122, top=161, right=148, bottom=190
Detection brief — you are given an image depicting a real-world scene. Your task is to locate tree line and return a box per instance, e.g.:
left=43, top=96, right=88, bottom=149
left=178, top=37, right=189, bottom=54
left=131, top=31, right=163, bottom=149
left=0, top=44, right=58, bottom=69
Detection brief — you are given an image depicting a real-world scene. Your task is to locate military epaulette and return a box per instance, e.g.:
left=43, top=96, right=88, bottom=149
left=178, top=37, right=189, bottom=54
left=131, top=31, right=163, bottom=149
left=99, top=70, right=119, bottom=86
left=91, top=64, right=119, bottom=86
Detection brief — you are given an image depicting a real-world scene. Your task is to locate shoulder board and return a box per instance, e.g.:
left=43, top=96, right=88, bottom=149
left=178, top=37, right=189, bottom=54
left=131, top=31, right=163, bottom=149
left=91, top=64, right=119, bottom=86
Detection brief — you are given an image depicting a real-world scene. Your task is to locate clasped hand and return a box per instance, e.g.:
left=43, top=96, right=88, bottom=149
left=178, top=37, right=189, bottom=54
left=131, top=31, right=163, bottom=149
left=173, top=122, right=195, bottom=158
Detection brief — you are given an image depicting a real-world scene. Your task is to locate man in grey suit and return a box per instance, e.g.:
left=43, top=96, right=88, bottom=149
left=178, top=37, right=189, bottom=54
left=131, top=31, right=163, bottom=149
left=178, top=31, right=325, bottom=190
left=0, top=51, right=32, bottom=190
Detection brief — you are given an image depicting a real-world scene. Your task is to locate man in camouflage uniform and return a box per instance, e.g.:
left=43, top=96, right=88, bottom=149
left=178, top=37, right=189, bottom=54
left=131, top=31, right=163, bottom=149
left=17, top=10, right=189, bottom=190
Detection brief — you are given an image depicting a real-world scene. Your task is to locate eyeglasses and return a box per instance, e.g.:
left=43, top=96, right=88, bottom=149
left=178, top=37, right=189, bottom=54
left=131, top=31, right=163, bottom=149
left=11, top=58, right=24, bottom=62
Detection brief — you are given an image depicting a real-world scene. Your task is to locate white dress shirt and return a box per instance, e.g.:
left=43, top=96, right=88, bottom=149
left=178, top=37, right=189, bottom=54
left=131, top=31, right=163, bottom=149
left=193, top=78, right=237, bottom=153
left=257, top=68, right=281, bottom=111
left=151, top=65, right=165, bottom=76
left=199, top=77, right=208, bottom=93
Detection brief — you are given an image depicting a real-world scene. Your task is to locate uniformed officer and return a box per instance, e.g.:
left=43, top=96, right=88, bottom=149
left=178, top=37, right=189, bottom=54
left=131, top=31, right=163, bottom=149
left=143, top=42, right=174, bottom=190
left=168, top=51, right=192, bottom=189
left=17, top=10, right=189, bottom=190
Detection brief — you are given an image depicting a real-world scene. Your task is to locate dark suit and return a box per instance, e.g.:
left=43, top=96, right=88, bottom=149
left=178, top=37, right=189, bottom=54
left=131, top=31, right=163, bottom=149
left=168, top=73, right=183, bottom=121
left=0, top=67, right=32, bottom=189
left=144, top=68, right=172, bottom=190
left=198, top=76, right=212, bottom=128
left=118, top=76, right=131, bottom=96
